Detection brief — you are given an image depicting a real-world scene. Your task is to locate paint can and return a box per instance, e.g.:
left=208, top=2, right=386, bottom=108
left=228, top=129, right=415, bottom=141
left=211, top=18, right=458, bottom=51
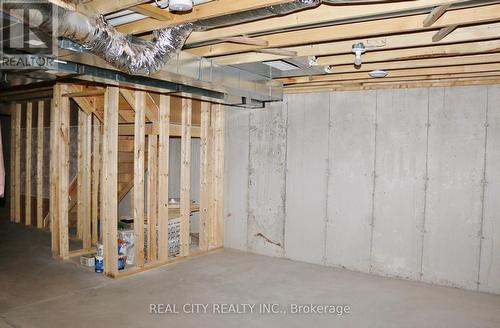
left=118, top=255, right=125, bottom=270
left=96, top=241, right=104, bottom=257
left=95, top=256, right=104, bottom=273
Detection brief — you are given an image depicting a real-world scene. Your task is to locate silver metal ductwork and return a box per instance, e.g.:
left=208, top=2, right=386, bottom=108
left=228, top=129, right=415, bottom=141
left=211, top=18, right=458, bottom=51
left=2, top=0, right=321, bottom=74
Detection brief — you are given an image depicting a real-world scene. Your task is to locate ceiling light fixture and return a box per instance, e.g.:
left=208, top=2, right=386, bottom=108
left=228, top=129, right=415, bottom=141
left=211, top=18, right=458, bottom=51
left=169, top=0, right=193, bottom=11
left=368, top=69, right=388, bottom=78
left=352, top=42, right=366, bottom=66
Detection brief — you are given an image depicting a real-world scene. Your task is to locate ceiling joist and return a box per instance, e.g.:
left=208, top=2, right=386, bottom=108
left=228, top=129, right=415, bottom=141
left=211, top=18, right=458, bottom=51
left=116, top=0, right=294, bottom=34
left=280, top=63, right=500, bottom=84
left=213, top=22, right=500, bottom=65
left=187, top=3, right=500, bottom=58
left=185, top=0, right=465, bottom=45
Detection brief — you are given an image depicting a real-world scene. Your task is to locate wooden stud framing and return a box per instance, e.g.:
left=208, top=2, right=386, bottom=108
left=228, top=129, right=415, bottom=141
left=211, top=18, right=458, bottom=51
left=9, top=103, right=14, bottom=222
left=49, top=90, right=59, bottom=255
left=59, top=86, right=70, bottom=259
left=133, top=91, right=146, bottom=267
left=180, top=98, right=192, bottom=257
left=25, top=102, right=32, bottom=226
left=207, top=107, right=215, bottom=248
left=36, top=101, right=44, bottom=229
left=147, top=135, right=158, bottom=262
left=199, top=101, right=210, bottom=251
left=157, top=94, right=170, bottom=261
left=77, top=112, right=84, bottom=239
left=12, top=103, right=21, bottom=223
left=5, top=84, right=224, bottom=276
left=102, top=86, right=119, bottom=277
left=213, top=104, right=224, bottom=248
left=92, top=115, right=101, bottom=244
left=78, top=110, right=92, bottom=249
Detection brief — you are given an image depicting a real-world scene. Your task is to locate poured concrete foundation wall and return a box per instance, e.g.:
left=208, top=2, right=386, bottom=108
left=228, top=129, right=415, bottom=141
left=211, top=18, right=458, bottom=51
left=224, top=85, right=500, bottom=294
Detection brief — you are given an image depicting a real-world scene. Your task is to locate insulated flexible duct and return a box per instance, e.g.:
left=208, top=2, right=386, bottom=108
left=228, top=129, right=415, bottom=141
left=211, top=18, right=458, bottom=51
left=2, top=0, right=321, bottom=74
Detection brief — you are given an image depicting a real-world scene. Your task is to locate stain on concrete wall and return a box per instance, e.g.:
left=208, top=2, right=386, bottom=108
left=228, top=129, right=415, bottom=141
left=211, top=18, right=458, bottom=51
left=223, top=85, right=500, bottom=294
left=247, top=102, right=287, bottom=257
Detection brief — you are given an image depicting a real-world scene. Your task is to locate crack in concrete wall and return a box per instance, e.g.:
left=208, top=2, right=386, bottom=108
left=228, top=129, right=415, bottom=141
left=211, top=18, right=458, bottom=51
left=224, top=85, right=500, bottom=294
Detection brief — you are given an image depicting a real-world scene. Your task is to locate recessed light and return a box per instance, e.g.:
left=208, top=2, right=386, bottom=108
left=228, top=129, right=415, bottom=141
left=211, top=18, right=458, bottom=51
left=369, top=69, right=388, bottom=78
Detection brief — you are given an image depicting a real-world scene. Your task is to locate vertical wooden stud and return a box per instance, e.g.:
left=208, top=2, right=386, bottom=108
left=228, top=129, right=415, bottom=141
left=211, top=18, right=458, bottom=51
left=199, top=101, right=210, bottom=251
left=134, top=91, right=146, bottom=267
left=25, top=102, right=32, bottom=226
left=208, top=107, right=216, bottom=247
left=157, top=94, right=170, bottom=261
left=92, top=116, right=101, bottom=244
left=50, top=86, right=62, bottom=257
left=59, top=87, right=70, bottom=258
left=102, top=86, right=119, bottom=277
left=36, top=101, right=44, bottom=229
left=77, top=111, right=84, bottom=239
left=11, top=103, right=21, bottom=223
left=9, top=103, right=14, bottom=222
left=180, top=98, right=192, bottom=256
left=147, top=135, right=158, bottom=262
left=213, top=104, right=224, bottom=248
left=78, top=111, right=92, bottom=249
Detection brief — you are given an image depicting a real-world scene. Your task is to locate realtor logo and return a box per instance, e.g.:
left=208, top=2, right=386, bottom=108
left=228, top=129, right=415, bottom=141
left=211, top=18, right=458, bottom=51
left=0, top=0, right=57, bottom=69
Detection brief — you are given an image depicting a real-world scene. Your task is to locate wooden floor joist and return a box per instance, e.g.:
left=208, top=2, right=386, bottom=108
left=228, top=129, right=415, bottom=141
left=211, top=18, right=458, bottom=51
left=280, top=63, right=500, bottom=85
left=187, top=4, right=500, bottom=58
left=185, top=0, right=464, bottom=45
left=116, top=0, right=297, bottom=34
left=213, top=22, right=500, bottom=66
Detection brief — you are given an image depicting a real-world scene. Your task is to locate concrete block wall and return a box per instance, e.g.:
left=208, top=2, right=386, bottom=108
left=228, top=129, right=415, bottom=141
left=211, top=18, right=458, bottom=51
left=224, top=85, right=500, bottom=294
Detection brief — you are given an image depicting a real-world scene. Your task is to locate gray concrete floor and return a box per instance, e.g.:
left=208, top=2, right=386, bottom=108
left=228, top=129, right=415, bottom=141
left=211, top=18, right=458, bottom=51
left=1, top=219, right=500, bottom=328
